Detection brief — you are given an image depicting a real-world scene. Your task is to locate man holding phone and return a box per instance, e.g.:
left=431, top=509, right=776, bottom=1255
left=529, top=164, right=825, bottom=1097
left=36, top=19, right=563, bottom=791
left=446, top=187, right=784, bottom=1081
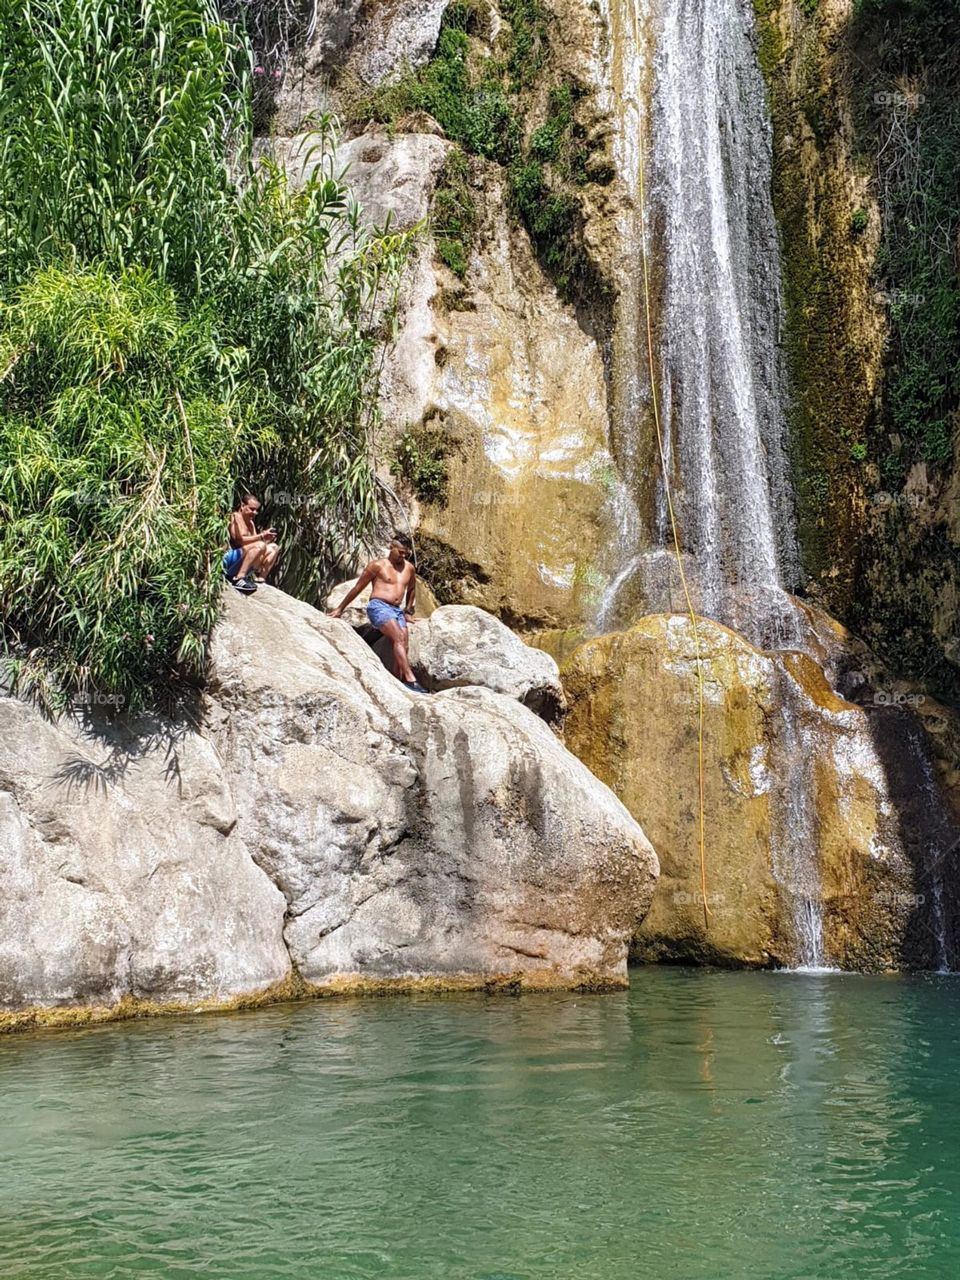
left=223, top=492, right=280, bottom=594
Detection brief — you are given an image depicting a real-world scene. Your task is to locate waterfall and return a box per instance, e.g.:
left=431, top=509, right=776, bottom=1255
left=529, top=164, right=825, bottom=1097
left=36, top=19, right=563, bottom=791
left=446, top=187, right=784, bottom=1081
left=773, top=696, right=827, bottom=970
left=600, top=0, right=801, bottom=650
left=598, top=0, right=830, bottom=969
left=595, top=0, right=956, bottom=974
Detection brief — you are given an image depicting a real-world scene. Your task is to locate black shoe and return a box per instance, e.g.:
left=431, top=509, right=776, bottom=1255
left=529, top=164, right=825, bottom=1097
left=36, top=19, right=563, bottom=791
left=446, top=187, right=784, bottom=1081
left=229, top=576, right=257, bottom=594
left=402, top=680, right=428, bottom=694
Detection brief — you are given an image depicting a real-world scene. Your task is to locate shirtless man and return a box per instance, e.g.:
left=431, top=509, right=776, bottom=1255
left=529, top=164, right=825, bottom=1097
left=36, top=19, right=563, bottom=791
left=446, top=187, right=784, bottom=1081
left=223, top=493, right=280, bottom=593
left=329, top=533, right=427, bottom=693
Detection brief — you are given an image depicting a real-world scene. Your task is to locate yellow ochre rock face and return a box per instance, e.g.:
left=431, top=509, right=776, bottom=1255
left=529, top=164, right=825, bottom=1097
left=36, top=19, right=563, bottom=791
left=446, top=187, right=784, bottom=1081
left=562, top=615, right=945, bottom=971
left=413, top=165, right=617, bottom=630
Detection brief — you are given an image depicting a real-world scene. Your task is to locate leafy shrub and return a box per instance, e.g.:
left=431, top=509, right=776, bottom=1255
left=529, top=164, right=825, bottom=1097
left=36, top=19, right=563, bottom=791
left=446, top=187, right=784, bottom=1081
left=0, top=0, right=412, bottom=709
left=508, top=160, right=582, bottom=292
left=393, top=427, right=449, bottom=504
left=348, top=3, right=598, bottom=302
left=432, top=150, right=478, bottom=280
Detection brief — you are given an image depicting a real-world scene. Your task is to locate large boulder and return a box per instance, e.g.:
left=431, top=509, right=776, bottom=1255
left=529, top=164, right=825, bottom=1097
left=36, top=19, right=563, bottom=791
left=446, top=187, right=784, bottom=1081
left=0, top=587, right=658, bottom=1027
left=208, top=587, right=656, bottom=989
left=562, top=614, right=960, bottom=971
left=0, top=698, right=291, bottom=1019
left=408, top=604, right=566, bottom=723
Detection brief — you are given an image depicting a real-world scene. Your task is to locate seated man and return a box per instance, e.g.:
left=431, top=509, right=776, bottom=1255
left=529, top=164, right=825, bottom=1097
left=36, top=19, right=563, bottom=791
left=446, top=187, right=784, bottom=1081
left=329, top=533, right=427, bottom=693
left=223, top=492, right=279, bottom=594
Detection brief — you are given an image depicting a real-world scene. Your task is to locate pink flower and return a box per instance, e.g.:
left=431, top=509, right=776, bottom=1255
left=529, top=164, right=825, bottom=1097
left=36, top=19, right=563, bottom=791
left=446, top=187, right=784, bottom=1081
left=254, top=66, right=264, bottom=75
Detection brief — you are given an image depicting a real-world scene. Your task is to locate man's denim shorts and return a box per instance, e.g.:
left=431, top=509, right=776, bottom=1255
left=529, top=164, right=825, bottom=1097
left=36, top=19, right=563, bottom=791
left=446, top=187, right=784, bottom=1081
left=366, top=599, right=406, bottom=630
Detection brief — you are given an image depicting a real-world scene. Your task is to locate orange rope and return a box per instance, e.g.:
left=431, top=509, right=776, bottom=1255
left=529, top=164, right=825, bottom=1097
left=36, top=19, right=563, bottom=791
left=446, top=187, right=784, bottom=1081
left=636, top=105, right=710, bottom=930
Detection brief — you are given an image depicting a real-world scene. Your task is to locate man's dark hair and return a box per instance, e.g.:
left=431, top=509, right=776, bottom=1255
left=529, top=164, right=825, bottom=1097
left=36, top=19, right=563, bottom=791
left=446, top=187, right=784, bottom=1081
left=237, top=492, right=258, bottom=507
left=393, top=532, right=413, bottom=552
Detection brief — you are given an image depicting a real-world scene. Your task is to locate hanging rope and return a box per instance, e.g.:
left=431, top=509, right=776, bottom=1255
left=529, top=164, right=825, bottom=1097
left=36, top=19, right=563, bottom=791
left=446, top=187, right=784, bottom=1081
left=636, top=109, right=710, bottom=931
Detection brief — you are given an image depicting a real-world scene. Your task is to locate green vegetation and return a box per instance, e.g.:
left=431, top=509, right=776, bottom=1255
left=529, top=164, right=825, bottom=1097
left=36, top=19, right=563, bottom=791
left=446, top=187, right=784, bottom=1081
left=393, top=425, right=449, bottom=504
left=852, top=0, right=960, bottom=474
left=344, top=4, right=518, bottom=162
left=753, top=0, right=868, bottom=609
left=0, top=0, right=411, bottom=710
left=849, top=207, right=869, bottom=235
left=432, top=150, right=478, bottom=280
left=499, top=0, right=548, bottom=91
left=345, top=1, right=605, bottom=301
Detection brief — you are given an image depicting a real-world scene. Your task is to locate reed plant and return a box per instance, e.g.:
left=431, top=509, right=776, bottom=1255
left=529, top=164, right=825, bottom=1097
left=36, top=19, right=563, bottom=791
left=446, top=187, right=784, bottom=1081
left=0, top=0, right=412, bottom=710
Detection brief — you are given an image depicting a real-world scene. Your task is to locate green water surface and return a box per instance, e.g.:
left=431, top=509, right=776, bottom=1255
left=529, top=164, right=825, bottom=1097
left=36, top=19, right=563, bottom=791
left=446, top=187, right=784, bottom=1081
left=3, top=968, right=960, bottom=1279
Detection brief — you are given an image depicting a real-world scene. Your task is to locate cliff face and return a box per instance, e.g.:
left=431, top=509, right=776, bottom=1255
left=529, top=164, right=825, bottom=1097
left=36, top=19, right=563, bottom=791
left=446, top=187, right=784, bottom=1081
left=753, top=0, right=885, bottom=617
left=248, top=0, right=960, bottom=973
left=263, top=0, right=643, bottom=630
left=265, top=0, right=959, bottom=698
left=562, top=612, right=960, bottom=970
left=0, top=589, right=658, bottom=1031
left=754, top=0, right=960, bottom=703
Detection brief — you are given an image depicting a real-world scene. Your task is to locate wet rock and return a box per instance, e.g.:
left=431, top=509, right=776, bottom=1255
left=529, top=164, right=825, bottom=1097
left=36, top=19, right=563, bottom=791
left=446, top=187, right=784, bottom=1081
left=562, top=614, right=960, bottom=971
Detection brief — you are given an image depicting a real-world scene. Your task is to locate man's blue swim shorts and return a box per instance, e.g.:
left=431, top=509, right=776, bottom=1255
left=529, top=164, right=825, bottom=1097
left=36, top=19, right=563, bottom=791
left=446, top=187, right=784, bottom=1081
left=366, top=599, right=407, bottom=630
left=223, top=547, right=243, bottom=579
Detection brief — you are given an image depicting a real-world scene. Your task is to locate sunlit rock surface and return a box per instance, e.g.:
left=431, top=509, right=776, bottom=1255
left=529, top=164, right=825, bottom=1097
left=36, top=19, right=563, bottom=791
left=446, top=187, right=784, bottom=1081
left=0, top=588, right=658, bottom=1025
left=271, top=0, right=450, bottom=134
left=409, top=604, right=566, bottom=723
left=210, top=588, right=654, bottom=988
left=0, top=697, right=290, bottom=1014
left=279, top=126, right=619, bottom=631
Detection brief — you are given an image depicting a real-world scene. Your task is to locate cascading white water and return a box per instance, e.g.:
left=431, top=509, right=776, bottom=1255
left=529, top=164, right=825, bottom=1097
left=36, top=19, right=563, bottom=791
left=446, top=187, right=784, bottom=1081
left=600, top=0, right=801, bottom=651
left=774, top=696, right=827, bottom=970
left=598, top=0, right=829, bottom=967
left=652, top=0, right=800, bottom=640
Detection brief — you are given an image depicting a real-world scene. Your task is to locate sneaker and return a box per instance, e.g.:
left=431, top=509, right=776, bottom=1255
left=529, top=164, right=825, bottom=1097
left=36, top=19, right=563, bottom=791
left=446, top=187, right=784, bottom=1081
left=231, top=577, right=257, bottom=594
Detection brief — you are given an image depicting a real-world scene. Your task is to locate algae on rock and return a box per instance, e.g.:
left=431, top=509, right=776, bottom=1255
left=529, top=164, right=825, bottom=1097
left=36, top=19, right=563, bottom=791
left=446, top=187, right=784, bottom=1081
left=562, top=613, right=960, bottom=970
